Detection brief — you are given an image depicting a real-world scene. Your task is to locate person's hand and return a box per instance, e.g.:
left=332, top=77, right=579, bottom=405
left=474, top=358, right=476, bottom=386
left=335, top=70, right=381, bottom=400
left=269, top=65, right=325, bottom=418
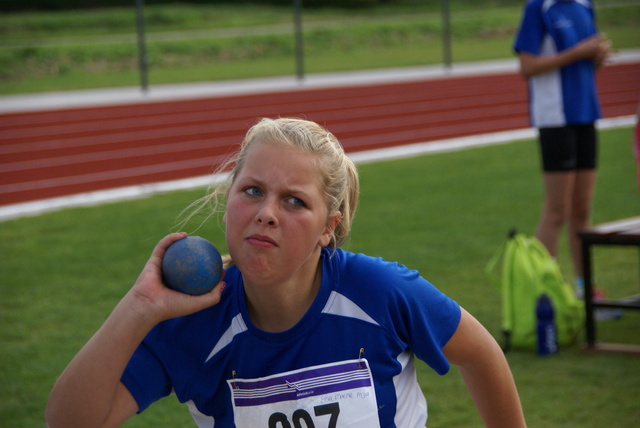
left=574, top=34, right=603, bottom=58
left=593, top=34, right=614, bottom=70
left=126, top=232, right=226, bottom=323
left=574, top=34, right=613, bottom=68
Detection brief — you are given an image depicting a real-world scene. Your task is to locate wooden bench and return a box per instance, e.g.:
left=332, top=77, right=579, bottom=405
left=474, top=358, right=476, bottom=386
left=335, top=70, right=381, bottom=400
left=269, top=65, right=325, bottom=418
left=579, top=216, right=640, bottom=353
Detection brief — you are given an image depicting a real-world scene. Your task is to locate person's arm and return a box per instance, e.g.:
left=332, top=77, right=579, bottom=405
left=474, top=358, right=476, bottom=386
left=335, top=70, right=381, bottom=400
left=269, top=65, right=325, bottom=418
left=46, top=233, right=225, bottom=428
left=444, top=308, right=527, bottom=428
left=518, top=33, right=612, bottom=79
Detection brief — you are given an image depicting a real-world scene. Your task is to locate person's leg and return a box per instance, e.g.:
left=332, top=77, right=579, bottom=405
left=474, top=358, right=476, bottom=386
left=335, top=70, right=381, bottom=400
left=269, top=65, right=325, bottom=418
left=536, top=127, right=577, bottom=259
left=570, top=167, right=621, bottom=319
left=567, top=168, right=596, bottom=279
left=569, top=124, right=599, bottom=279
left=535, top=171, right=576, bottom=258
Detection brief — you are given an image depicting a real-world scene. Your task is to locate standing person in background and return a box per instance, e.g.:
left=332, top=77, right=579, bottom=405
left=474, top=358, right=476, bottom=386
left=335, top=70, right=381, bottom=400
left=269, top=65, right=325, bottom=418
left=513, top=0, right=613, bottom=298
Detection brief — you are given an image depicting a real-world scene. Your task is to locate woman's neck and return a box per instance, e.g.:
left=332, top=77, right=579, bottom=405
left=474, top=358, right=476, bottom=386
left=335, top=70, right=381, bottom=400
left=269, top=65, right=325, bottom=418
left=244, top=258, right=323, bottom=333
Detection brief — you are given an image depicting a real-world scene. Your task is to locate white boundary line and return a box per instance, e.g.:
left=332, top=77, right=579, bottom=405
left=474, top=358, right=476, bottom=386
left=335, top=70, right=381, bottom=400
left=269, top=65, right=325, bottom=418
left=0, top=115, right=634, bottom=222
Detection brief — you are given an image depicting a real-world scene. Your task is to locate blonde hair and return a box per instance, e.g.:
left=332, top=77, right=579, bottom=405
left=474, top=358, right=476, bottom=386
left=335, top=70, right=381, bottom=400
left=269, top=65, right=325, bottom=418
left=182, top=118, right=359, bottom=259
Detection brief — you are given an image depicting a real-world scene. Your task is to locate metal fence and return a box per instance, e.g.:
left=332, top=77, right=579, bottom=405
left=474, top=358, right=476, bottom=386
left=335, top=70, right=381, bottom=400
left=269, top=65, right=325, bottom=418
left=133, top=0, right=454, bottom=93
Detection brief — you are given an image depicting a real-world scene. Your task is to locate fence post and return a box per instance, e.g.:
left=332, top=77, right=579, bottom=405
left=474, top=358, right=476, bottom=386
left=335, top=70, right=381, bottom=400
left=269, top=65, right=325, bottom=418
left=441, top=0, right=452, bottom=71
left=293, top=0, right=305, bottom=82
left=135, top=0, right=149, bottom=93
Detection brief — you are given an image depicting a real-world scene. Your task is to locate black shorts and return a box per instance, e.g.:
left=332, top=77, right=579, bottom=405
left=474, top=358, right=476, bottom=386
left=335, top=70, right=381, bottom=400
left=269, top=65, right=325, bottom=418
left=538, top=124, right=598, bottom=172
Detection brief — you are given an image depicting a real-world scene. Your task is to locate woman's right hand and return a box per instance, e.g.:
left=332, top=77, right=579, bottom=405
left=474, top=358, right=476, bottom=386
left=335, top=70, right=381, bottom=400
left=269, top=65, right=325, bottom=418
left=126, top=232, right=226, bottom=324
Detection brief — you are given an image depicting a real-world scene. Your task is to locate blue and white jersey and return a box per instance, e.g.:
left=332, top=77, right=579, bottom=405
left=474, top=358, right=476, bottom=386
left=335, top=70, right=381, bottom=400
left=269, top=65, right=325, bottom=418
left=514, top=0, right=602, bottom=127
left=122, top=247, right=461, bottom=427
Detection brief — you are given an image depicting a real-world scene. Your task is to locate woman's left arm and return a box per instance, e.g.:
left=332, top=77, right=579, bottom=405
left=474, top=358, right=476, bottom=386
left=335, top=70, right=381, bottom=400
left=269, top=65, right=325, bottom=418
left=443, top=308, right=527, bottom=428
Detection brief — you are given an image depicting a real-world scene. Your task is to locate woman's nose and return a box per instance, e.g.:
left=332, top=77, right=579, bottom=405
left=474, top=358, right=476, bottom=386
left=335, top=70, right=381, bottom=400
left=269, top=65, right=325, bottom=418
left=256, top=200, right=278, bottom=226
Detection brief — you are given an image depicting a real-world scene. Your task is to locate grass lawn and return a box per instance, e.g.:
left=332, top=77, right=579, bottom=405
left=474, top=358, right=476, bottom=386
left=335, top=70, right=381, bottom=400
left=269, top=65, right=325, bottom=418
left=1, top=126, right=638, bottom=427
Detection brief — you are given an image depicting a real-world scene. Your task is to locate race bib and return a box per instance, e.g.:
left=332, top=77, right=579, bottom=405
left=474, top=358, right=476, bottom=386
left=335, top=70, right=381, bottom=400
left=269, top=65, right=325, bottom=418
left=228, top=359, right=380, bottom=427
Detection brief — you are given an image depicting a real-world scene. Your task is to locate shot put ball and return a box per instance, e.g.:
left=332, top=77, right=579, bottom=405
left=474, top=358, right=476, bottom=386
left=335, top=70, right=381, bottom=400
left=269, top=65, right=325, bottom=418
left=161, top=236, right=223, bottom=295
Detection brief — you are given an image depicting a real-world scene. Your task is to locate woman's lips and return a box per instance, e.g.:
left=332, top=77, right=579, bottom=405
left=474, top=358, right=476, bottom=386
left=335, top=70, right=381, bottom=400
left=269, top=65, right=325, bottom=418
left=247, top=234, right=277, bottom=248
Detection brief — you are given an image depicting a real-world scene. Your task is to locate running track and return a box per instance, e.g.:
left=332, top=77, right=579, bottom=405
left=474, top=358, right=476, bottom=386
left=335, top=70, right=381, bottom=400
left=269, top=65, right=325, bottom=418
left=1, top=59, right=638, bottom=212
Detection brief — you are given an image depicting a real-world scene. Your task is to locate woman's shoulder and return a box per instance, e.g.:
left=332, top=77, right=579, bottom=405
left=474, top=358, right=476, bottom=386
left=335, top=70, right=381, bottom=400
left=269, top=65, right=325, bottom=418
left=325, top=248, right=424, bottom=294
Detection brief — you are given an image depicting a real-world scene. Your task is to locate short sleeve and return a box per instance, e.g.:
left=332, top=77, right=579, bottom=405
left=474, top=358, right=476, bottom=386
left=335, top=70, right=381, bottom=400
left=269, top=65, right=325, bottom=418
left=337, top=251, right=462, bottom=375
left=121, top=334, right=173, bottom=412
left=514, top=0, right=545, bottom=55
left=390, top=272, right=462, bottom=375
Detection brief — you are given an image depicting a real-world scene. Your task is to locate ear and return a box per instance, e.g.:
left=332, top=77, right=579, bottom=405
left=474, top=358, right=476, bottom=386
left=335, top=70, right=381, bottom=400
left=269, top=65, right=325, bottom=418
left=319, top=211, right=342, bottom=247
left=223, top=211, right=227, bottom=224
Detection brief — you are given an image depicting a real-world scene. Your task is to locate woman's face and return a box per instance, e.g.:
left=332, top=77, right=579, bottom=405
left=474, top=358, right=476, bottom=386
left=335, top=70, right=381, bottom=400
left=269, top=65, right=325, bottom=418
left=224, top=140, right=339, bottom=287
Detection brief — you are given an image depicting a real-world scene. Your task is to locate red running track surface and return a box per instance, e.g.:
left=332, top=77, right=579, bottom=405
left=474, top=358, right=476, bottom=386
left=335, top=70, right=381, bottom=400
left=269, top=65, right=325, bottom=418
left=1, top=62, right=638, bottom=207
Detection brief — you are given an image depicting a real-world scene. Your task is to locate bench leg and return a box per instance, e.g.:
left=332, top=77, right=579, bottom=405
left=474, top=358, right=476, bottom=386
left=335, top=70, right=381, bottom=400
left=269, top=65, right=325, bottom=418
left=582, top=239, right=596, bottom=347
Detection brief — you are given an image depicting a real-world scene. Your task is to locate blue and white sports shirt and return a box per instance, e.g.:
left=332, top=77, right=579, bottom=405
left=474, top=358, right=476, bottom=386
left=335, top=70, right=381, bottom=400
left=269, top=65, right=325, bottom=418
left=514, top=0, right=602, bottom=127
left=122, top=247, right=461, bottom=427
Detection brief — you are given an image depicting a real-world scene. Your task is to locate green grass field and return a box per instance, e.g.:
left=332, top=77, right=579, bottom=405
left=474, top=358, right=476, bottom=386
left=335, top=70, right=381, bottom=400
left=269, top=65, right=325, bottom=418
left=1, top=1, right=639, bottom=426
left=1, top=127, right=638, bottom=427
left=1, top=0, right=638, bottom=94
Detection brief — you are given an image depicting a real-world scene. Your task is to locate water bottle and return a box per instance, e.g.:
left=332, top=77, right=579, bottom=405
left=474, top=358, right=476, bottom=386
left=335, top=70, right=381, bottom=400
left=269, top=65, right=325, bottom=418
left=536, top=294, right=558, bottom=355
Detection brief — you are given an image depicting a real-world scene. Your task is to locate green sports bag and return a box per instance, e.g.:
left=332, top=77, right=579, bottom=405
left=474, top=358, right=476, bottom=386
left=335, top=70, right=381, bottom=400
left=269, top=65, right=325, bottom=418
left=486, top=231, right=584, bottom=351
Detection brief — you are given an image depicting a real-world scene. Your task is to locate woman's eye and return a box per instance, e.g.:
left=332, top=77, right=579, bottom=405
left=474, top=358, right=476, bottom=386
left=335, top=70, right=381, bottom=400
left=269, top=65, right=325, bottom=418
left=288, top=196, right=306, bottom=208
left=244, top=186, right=262, bottom=197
